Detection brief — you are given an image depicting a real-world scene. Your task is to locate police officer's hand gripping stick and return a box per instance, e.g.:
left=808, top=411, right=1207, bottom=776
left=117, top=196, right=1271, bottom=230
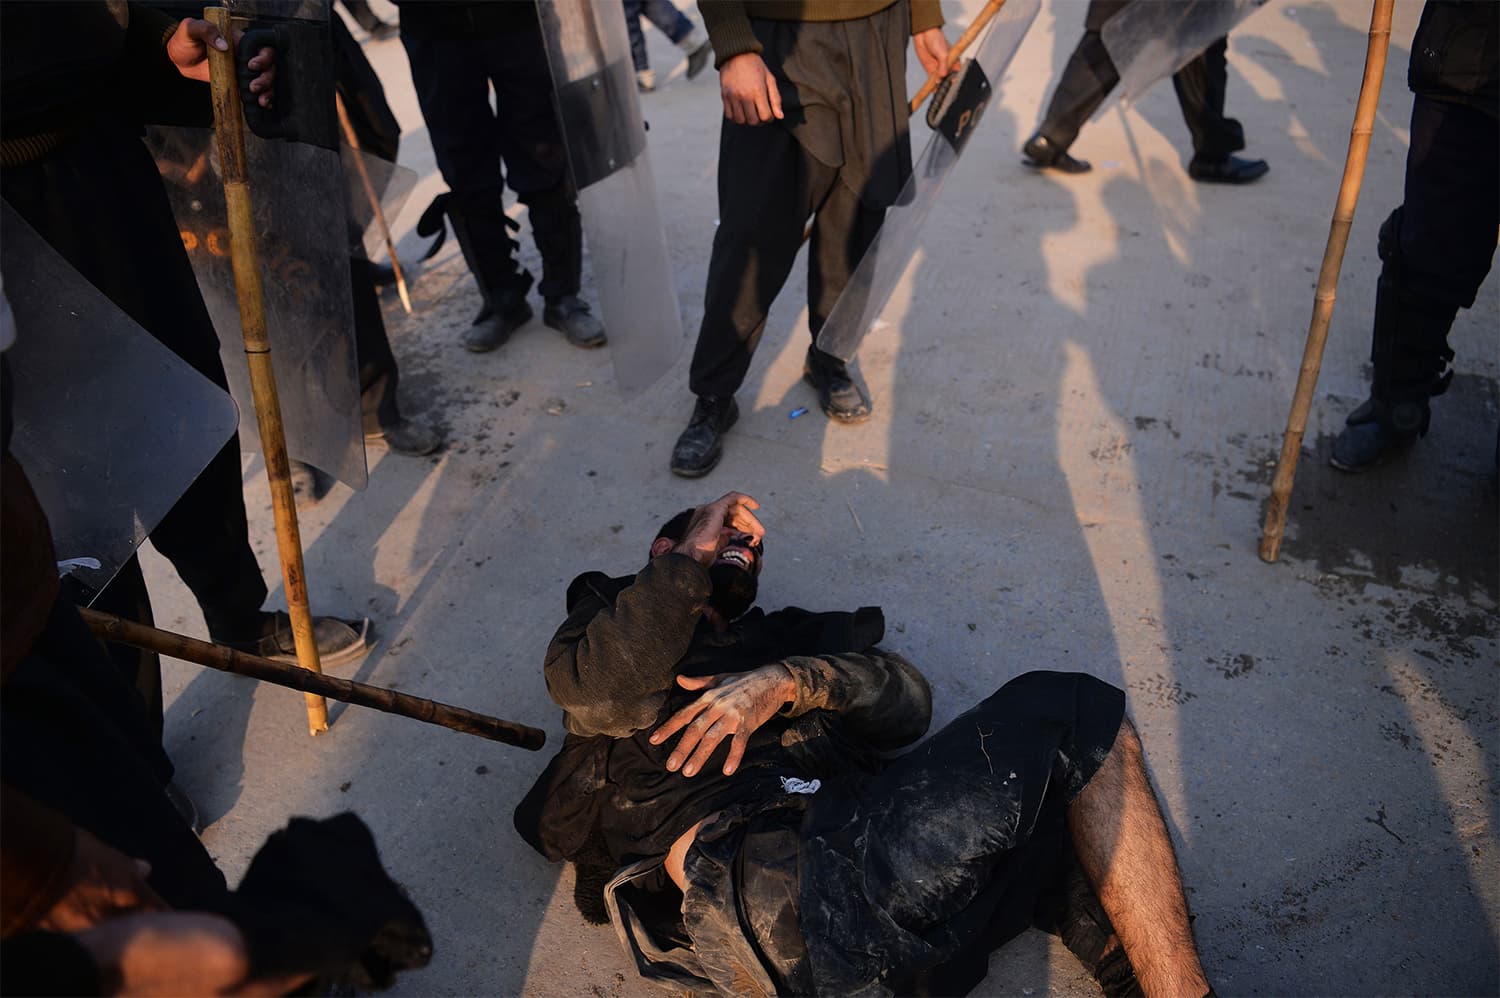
left=206, top=6, right=329, bottom=733
left=1260, top=0, right=1394, bottom=563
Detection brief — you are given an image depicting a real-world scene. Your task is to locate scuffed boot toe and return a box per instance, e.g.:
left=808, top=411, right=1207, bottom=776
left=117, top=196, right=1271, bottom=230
left=544, top=295, right=608, bottom=348
left=670, top=396, right=738, bottom=478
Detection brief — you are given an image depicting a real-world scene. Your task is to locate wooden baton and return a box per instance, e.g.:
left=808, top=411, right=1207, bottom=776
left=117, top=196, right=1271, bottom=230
left=81, top=609, right=546, bottom=751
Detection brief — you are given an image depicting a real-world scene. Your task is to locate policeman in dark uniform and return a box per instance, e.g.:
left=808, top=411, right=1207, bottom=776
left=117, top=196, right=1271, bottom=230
left=398, top=1, right=606, bottom=354
left=1331, top=1, right=1498, bottom=471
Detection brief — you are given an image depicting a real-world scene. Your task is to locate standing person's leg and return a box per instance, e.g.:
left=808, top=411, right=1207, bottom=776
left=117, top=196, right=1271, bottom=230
left=641, top=0, right=694, bottom=42
left=623, top=0, right=653, bottom=88
left=1066, top=718, right=1211, bottom=997
left=349, top=256, right=441, bottom=456
left=401, top=32, right=534, bottom=352
left=1023, top=0, right=1129, bottom=172
left=486, top=22, right=607, bottom=349
left=1172, top=37, right=1266, bottom=183
left=670, top=126, right=834, bottom=477
left=803, top=178, right=885, bottom=422
left=640, top=0, right=713, bottom=80
left=1332, top=95, right=1499, bottom=470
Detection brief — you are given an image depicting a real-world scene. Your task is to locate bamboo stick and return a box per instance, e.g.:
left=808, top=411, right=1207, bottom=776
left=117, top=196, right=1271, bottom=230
left=335, top=94, right=412, bottom=314
left=206, top=7, right=329, bottom=732
left=81, top=609, right=546, bottom=750
left=908, top=0, right=1007, bottom=113
left=1260, top=0, right=1395, bottom=563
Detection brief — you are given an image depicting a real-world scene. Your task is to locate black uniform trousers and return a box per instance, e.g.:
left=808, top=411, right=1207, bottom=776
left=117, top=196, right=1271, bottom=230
left=1, top=128, right=268, bottom=643
left=1037, top=0, right=1244, bottom=161
left=689, top=123, right=886, bottom=399
left=401, top=19, right=581, bottom=303
left=1397, top=95, right=1499, bottom=315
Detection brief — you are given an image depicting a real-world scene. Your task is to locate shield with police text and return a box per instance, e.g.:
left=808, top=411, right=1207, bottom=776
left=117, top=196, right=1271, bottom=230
left=537, top=0, right=684, bottom=394
left=0, top=202, right=240, bottom=602
left=815, top=0, right=1040, bottom=362
left=1101, top=0, right=1268, bottom=106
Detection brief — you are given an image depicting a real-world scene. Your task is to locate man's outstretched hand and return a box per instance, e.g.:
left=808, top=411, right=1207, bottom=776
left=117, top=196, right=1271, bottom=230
left=671, top=491, right=763, bottom=568
left=650, top=666, right=796, bottom=777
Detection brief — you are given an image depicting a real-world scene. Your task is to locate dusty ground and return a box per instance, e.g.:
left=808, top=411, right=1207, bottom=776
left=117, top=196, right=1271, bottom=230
left=140, top=0, right=1496, bottom=994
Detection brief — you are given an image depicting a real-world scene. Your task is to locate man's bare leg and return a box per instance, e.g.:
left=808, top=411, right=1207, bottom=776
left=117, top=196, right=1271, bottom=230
left=1066, top=717, right=1210, bottom=998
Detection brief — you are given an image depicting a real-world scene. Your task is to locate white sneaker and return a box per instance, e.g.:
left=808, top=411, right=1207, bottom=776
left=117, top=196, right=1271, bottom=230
left=636, top=68, right=656, bottom=92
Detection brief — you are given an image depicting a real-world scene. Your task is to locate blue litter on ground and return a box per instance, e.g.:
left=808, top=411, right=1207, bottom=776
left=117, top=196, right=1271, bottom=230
left=789, top=407, right=808, bottom=419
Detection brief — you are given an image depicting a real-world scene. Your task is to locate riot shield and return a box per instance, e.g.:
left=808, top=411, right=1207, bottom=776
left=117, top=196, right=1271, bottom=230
left=146, top=0, right=366, bottom=488
left=345, top=146, right=419, bottom=263
left=815, top=0, right=1040, bottom=362
left=1101, top=0, right=1268, bottom=105
left=0, top=202, right=239, bottom=601
left=537, top=0, right=683, bottom=395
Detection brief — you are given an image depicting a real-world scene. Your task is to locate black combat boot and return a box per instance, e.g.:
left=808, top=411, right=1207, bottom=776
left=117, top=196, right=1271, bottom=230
left=803, top=346, right=872, bottom=423
left=670, top=395, right=738, bottom=477
left=1331, top=207, right=1456, bottom=472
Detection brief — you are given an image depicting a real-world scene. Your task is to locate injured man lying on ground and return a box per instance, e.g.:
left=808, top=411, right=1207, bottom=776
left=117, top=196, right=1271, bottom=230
left=515, top=491, right=1213, bottom=997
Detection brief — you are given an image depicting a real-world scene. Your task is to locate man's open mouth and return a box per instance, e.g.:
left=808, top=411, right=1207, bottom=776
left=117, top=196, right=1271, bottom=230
left=715, top=547, right=754, bottom=571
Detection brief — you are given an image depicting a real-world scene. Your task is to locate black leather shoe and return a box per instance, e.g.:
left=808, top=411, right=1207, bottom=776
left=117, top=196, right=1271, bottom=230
left=670, top=396, right=738, bottom=478
left=1187, top=155, right=1269, bottom=184
left=1330, top=395, right=1426, bottom=472
left=366, top=418, right=443, bottom=457
left=803, top=347, right=871, bottom=423
left=543, top=295, right=608, bottom=348
left=1022, top=133, right=1092, bottom=174
left=1330, top=421, right=1415, bottom=472
left=463, top=299, right=533, bottom=353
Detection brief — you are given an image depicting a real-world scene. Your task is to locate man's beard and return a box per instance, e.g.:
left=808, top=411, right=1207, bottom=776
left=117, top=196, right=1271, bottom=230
left=707, top=562, right=758, bottom=621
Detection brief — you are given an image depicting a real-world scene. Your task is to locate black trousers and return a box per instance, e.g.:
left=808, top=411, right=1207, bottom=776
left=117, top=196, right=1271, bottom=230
left=1037, top=0, right=1244, bottom=161
left=1, top=129, right=268, bottom=641
left=689, top=124, right=886, bottom=399
left=401, top=25, right=582, bottom=301
left=1397, top=96, right=1499, bottom=314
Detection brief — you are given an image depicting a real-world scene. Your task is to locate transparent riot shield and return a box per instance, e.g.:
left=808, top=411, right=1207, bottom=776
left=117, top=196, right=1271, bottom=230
left=345, top=147, right=419, bottom=263
left=537, top=0, right=683, bottom=394
left=815, top=0, right=1040, bottom=362
left=1101, top=0, right=1268, bottom=105
left=145, top=0, right=366, bottom=488
left=0, top=202, right=239, bottom=601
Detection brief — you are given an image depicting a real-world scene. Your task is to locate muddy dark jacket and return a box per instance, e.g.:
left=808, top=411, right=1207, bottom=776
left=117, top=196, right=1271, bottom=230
left=1410, top=0, right=1498, bottom=119
left=516, top=553, right=931, bottom=866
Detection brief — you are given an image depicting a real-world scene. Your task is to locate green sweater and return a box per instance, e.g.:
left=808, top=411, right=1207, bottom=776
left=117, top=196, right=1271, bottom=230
left=700, top=0, right=945, bottom=68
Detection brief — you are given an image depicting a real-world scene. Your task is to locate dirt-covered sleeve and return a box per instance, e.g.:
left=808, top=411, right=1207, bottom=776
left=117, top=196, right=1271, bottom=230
left=543, top=554, right=712, bottom=738
left=780, top=648, right=931, bottom=750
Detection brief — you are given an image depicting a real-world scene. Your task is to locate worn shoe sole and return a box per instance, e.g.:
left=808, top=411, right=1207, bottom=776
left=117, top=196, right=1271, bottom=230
left=802, top=369, right=873, bottom=424
left=265, top=617, right=373, bottom=668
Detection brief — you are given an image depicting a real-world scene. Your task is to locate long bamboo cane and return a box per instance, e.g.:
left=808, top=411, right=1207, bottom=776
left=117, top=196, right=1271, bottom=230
left=335, top=94, right=412, bottom=314
left=81, top=609, right=546, bottom=750
left=1259, top=0, right=1395, bottom=564
left=206, top=7, right=329, bottom=732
